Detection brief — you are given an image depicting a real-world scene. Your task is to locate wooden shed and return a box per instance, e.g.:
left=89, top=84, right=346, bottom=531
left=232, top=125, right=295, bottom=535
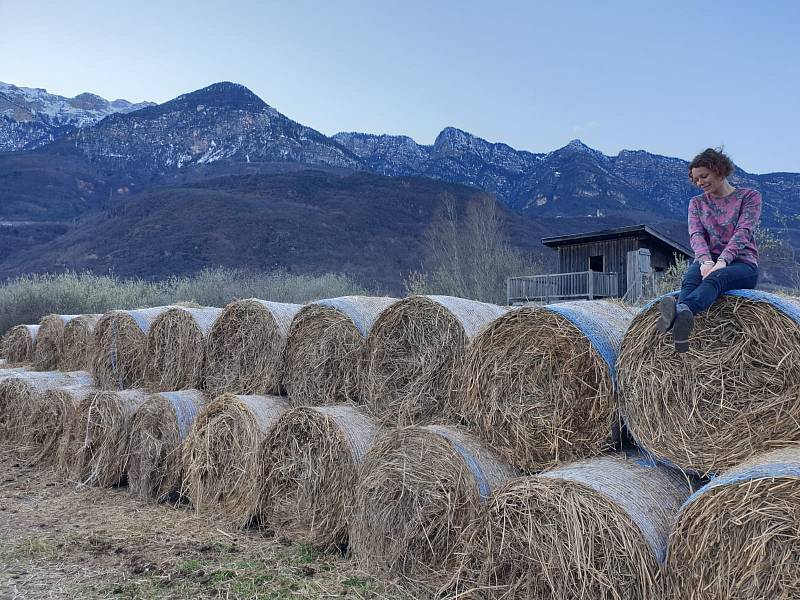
left=507, top=224, right=692, bottom=304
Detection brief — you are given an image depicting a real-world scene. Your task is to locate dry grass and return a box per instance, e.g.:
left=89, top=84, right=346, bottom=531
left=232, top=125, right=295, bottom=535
left=128, top=390, right=208, bottom=502
left=145, top=307, right=223, bottom=392
left=65, top=388, right=150, bottom=487
left=205, top=299, right=302, bottom=396
left=17, top=385, right=97, bottom=467
left=261, top=404, right=382, bottom=551
left=450, top=452, right=692, bottom=600
left=1, top=324, right=39, bottom=363
left=0, top=370, right=92, bottom=442
left=664, top=445, right=800, bottom=600
left=60, top=314, right=103, bottom=371
left=33, top=314, right=78, bottom=370
left=455, top=301, right=633, bottom=472
left=182, top=394, right=290, bottom=528
left=364, top=295, right=508, bottom=427
left=618, top=293, right=800, bottom=476
left=350, top=424, right=519, bottom=593
left=92, top=306, right=176, bottom=390
left=283, top=296, right=396, bottom=407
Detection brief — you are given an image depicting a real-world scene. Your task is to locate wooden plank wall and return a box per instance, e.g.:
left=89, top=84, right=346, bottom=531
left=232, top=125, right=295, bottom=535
left=558, top=237, right=638, bottom=295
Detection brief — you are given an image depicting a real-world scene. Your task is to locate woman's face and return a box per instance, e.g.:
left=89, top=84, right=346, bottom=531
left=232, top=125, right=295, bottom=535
left=690, top=166, right=726, bottom=196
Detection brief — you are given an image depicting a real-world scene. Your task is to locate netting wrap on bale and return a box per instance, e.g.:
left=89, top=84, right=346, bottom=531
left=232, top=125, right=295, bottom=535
left=261, top=404, right=382, bottom=550
left=665, top=445, right=800, bottom=600
left=0, top=370, right=93, bottom=442
left=456, top=300, right=634, bottom=472
left=618, top=290, right=800, bottom=476
left=365, top=295, right=509, bottom=427
left=33, top=314, right=79, bottom=370
left=283, top=296, right=397, bottom=406
left=453, top=452, right=692, bottom=600
left=205, top=299, right=302, bottom=396
left=182, top=394, right=290, bottom=527
left=1, top=325, right=39, bottom=363
left=128, top=389, right=208, bottom=502
left=61, top=314, right=103, bottom=372
left=22, top=385, right=97, bottom=467
left=93, top=306, right=176, bottom=389
left=145, top=306, right=223, bottom=392
left=67, top=389, right=150, bottom=487
left=350, top=424, right=519, bottom=591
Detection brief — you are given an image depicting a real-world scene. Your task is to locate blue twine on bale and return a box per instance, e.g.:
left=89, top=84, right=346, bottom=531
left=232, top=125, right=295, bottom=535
left=430, top=427, right=491, bottom=502
left=683, top=462, right=800, bottom=508
left=160, top=391, right=200, bottom=440
left=315, top=298, right=369, bottom=337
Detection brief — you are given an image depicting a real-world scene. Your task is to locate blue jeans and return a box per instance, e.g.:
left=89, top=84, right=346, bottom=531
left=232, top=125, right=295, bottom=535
left=678, top=260, right=759, bottom=314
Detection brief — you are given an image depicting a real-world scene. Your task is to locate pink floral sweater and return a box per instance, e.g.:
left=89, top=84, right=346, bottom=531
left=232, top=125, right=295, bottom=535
left=688, top=187, right=761, bottom=266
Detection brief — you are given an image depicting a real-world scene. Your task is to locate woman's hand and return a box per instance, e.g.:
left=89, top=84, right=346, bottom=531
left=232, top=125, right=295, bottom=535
left=703, top=260, right=727, bottom=279
left=700, top=262, right=715, bottom=279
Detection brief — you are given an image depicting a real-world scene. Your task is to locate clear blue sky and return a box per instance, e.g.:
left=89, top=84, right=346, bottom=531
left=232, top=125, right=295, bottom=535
left=2, top=0, right=798, bottom=173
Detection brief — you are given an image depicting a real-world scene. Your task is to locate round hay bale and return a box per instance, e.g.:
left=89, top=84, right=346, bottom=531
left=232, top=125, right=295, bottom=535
left=20, top=385, right=97, bottom=467
left=0, top=370, right=93, bottom=442
left=66, top=388, right=149, bottom=486
left=127, top=389, right=208, bottom=502
left=618, top=290, right=800, bottom=476
left=33, top=314, right=79, bottom=370
left=145, top=306, right=223, bottom=391
left=182, top=393, right=290, bottom=527
left=205, top=299, right=302, bottom=396
left=1, top=325, right=39, bottom=363
left=60, top=314, right=103, bottom=372
left=665, top=445, right=800, bottom=600
left=451, top=452, right=692, bottom=600
left=261, top=404, right=382, bottom=550
left=456, top=300, right=634, bottom=472
left=365, top=295, right=509, bottom=426
left=351, top=424, right=519, bottom=590
left=284, top=296, right=397, bottom=407
left=92, top=306, right=177, bottom=390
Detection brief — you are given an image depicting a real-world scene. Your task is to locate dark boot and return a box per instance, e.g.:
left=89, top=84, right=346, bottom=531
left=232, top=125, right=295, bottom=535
left=672, top=303, right=694, bottom=353
left=656, top=296, right=677, bottom=334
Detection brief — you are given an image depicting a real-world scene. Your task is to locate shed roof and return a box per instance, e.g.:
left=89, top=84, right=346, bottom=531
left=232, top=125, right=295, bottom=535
left=541, top=224, right=692, bottom=258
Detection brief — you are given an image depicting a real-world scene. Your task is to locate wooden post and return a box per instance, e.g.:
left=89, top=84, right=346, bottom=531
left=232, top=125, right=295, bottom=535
left=626, top=249, right=652, bottom=303
left=588, top=270, right=594, bottom=300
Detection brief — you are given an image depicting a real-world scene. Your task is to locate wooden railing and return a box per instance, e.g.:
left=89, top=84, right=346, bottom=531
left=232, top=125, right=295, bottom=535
left=507, top=271, right=619, bottom=305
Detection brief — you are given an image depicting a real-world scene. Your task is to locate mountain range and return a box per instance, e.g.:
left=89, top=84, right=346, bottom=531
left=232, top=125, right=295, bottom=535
left=0, top=81, right=798, bottom=289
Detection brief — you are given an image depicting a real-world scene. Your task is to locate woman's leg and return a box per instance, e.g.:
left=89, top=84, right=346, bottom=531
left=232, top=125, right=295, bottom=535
left=657, top=262, right=702, bottom=333
left=679, top=262, right=759, bottom=315
left=672, top=261, right=759, bottom=353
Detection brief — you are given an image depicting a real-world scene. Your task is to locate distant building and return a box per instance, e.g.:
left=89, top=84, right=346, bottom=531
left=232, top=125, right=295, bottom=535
left=507, top=224, right=692, bottom=304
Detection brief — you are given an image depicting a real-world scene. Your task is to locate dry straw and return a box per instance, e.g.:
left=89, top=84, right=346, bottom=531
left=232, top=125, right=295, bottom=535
left=0, top=370, right=92, bottom=442
left=33, top=314, right=79, bottom=370
left=66, top=388, right=150, bottom=486
left=127, top=389, right=208, bottom=502
left=365, top=295, right=508, bottom=427
left=451, top=452, right=692, bottom=600
left=182, top=393, right=290, bottom=527
left=1, top=325, right=39, bottom=363
left=60, top=314, right=103, bottom=371
left=665, top=445, right=800, bottom=600
left=283, top=296, right=396, bottom=406
left=261, top=404, right=382, bottom=551
left=92, top=306, right=179, bottom=390
left=350, top=424, right=519, bottom=591
left=145, top=306, right=223, bottom=391
left=618, top=291, right=800, bottom=476
left=456, top=300, right=634, bottom=472
left=19, top=386, right=97, bottom=467
left=205, top=299, right=302, bottom=396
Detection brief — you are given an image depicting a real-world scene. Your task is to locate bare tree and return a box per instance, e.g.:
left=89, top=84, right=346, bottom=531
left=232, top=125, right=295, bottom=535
left=405, top=194, right=543, bottom=304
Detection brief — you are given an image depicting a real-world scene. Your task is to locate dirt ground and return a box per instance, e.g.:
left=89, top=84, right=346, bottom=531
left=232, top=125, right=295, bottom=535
left=0, top=447, right=410, bottom=600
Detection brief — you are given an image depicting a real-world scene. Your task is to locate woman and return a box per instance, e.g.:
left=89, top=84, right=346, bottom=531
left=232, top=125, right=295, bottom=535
left=656, top=148, right=761, bottom=352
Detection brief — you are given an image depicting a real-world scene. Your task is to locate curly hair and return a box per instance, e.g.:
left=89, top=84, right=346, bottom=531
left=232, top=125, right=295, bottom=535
left=688, top=147, right=734, bottom=180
